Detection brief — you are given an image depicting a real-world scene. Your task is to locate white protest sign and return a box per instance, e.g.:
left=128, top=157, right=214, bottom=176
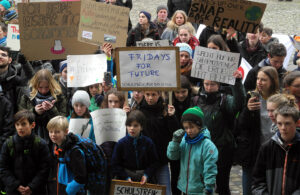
left=136, top=40, right=170, bottom=47
left=191, top=46, right=240, bottom=85
left=69, top=118, right=91, bottom=138
left=7, top=24, right=20, bottom=51
left=116, top=47, right=180, bottom=91
left=91, top=108, right=126, bottom=145
left=67, top=54, right=107, bottom=87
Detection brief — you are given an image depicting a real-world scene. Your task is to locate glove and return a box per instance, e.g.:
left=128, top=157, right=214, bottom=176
left=172, top=129, right=185, bottom=143
left=204, top=187, right=213, bottom=195
left=18, top=53, right=27, bottom=65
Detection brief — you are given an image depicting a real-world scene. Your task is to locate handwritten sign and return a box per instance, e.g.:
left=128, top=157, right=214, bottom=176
left=191, top=46, right=240, bottom=85
left=7, top=24, right=20, bottom=51
left=115, top=47, right=180, bottom=91
left=67, top=54, right=107, bottom=87
left=90, top=108, right=126, bottom=145
left=188, top=0, right=266, bottom=33
left=69, top=118, right=91, bottom=138
left=18, top=1, right=98, bottom=61
left=110, top=180, right=166, bottom=195
left=136, top=40, right=170, bottom=47
left=78, top=0, right=129, bottom=48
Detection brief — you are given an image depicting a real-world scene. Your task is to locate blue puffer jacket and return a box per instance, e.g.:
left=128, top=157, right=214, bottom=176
left=167, top=129, right=218, bottom=195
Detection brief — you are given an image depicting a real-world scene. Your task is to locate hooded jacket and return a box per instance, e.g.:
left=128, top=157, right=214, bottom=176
left=167, top=129, right=218, bottom=195
left=252, top=131, right=300, bottom=195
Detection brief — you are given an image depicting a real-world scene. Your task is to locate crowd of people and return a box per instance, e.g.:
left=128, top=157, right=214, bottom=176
left=0, top=0, right=300, bottom=195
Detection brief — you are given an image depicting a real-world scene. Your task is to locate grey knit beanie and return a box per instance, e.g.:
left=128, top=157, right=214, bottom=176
left=72, top=90, right=91, bottom=108
left=156, top=5, right=168, bottom=13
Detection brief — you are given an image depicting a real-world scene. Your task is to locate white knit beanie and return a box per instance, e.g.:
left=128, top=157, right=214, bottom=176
left=72, top=90, right=91, bottom=108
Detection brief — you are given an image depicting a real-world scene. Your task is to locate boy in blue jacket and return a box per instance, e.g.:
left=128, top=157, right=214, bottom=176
left=167, top=107, right=218, bottom=195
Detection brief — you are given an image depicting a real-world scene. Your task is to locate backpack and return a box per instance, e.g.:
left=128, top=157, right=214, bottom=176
left=65, top=134, right=107, bottom=193
left=7, top=135, right=41, bottom=157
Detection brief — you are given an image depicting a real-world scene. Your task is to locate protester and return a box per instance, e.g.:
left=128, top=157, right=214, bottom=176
left=167, top=0, right=191, bottom=19
left=173, top=24, right=200, bottom=54
left=126, top=11, right=160, bottom=46
left=18, top=69, right=67, bottom=143
left=167, top=106, right=218, bottom=195
left=112, top=110, right=159, bottom=184
left=252, top=105, right=300, bottom=194
left=0, top=22, right=7, bottom=47
left=283, top=71, right=300, bottom=109
left=153, top=5, right=169, bottom=37
left=129, top=91, right=144, bottom=110
left=0, top=110, right=50, bottom=195
left=259, top=27, right=279, bottom=52
left=236, top=66, right=279, bottom=195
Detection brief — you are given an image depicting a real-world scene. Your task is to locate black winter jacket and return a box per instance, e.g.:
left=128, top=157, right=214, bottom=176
left=238, top=40, right=267, bottom=68
left=0, top=133, right=50, bottom=194
left=0, top=94, right=14, bottom=149
left=167, top=0, right=191, bottom=18
left=126, top=23, right=160, bottom=46
left=252, top=132, right=300, bottom=195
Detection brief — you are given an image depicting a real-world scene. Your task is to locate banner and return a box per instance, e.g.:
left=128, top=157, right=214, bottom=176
left=91, top=108, right=126, bottom=145
left=110, top=180, right=166, bottom=195
left=188, top=0, right=266, bottom=33
left=7, top=24, right=20, bottom=51
left=69, top=118, right=91, bottom=138
left=18, top=1, right=98, bottom=61
left=191, top=46, right=240, bottom=85
left=238, top=58, right=252, bottom=84
left=115, top=47, right=180, bottom=91
left=78, top=0, right=129, bottom=48
left=136, top=40, right=170, bottom=47
left=67, top=54, right=107, bottom=87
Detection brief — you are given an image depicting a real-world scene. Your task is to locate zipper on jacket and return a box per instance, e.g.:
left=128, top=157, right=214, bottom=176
left=281, top=144, right=291, bottom=195
left=186, top=145, right=193, bottom=195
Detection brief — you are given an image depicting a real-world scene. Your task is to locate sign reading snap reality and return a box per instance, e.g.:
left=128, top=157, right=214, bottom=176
left=188, top=0, right=266, bottom=33
left=191, top=46, right=240, bottom=85
left=110, top=180, right=166, bottom=195
left=115, top=47, right=180, bottom=91
left=18, top=1, right=98, bottom=61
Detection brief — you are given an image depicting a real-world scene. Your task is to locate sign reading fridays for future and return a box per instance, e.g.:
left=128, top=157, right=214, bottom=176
left=191, top=46, right=240, bottom=85
left=188, top=0, right=266, bottom=33
left=115, top=47, right=181, bottom=91
left=78, top=0, right=129, bottom=48
left=18, top=1, right=98, bottom=61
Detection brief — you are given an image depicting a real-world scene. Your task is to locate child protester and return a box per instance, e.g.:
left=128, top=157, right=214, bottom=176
left=0, top=110, right=50, bottom=195
left=87, top=83, right=104, bottom=112
left=69, top=90, right=95, bottom=142
left=167, top=107, right=218, bottom=195
left=112, top=110, right=159, bottom=184
left=47, top=116, right=106, bottom=195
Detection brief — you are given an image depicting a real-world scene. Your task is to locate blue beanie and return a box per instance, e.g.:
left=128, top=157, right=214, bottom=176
left=0, top=0, right=11, bottom=10
left=59, top=60, right=67, bottom=73
left=176, top=43, right=192, bottom=57
left=140, top=11, right=151, bottom=22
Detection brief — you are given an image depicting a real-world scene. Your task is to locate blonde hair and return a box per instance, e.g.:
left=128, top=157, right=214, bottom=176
left=47, top=116, right=69, bottom=132
left=29, top=69, right=62, bottom=100
left=167, top=10, right=195, bottom=35
left=178, top=23, right=195, bottom=35
left=267, top=93, right=298, bottom=110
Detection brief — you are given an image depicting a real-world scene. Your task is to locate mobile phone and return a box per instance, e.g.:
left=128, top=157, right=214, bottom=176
left=104, top=72, right=112, bottom=84
left=250, top=91, right=259, bottom=102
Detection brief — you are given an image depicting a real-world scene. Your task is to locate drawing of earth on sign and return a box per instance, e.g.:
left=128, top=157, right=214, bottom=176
left=245, top=6, right=262, bottom=21
left=51, top=40, right=65, bottom=54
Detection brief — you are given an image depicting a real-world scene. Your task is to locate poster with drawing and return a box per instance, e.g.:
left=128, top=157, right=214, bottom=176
left=78, top=0, right=129, bottom=48
left=67, top=54, right=107, bottom=87
left=18, top=1, right=98, bottom=61
left=91, top=108, right=127, bottom=145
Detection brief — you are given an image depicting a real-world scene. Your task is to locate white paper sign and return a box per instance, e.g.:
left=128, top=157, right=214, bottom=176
left=91, top=108, right=126, bottom=145
left=117, top=48, right=179, bottom=89
left=136, top=40, right=170, bottom=47
left=7, top=24, right=20, bottom=51
left=67, top=54, right=107, bottom=87
left=69, top=118, right=91, bottom=138
left=191, top=46, right=240, bottom=85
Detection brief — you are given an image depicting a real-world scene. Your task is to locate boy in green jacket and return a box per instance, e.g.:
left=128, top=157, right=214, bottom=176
left=167, top=107, right=218, bottom=195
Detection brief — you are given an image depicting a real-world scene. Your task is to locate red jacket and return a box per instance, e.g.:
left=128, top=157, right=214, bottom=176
left=173, top=35, right=200, bottom=50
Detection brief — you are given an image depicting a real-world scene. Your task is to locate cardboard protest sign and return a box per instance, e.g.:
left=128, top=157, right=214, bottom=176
left=7, top=24, right=20, bottom=51
left=188, top=0, right=266, bottom=33
left=78, top=0, right=129, bottom=48
left=18, top=1, right=98, bottom=61
left=110, top=180, right=166, bottom=195
left=67, top=54, right=107, bottom=87
left=136, top=40, right=170, bottom=47
left=115, top=47, right=180, bottom=91
left=90, top=108, right=126, bottom=145
left=69, top=119, right=91, bottom=138
left=191, top=46, right=240, bottom=85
